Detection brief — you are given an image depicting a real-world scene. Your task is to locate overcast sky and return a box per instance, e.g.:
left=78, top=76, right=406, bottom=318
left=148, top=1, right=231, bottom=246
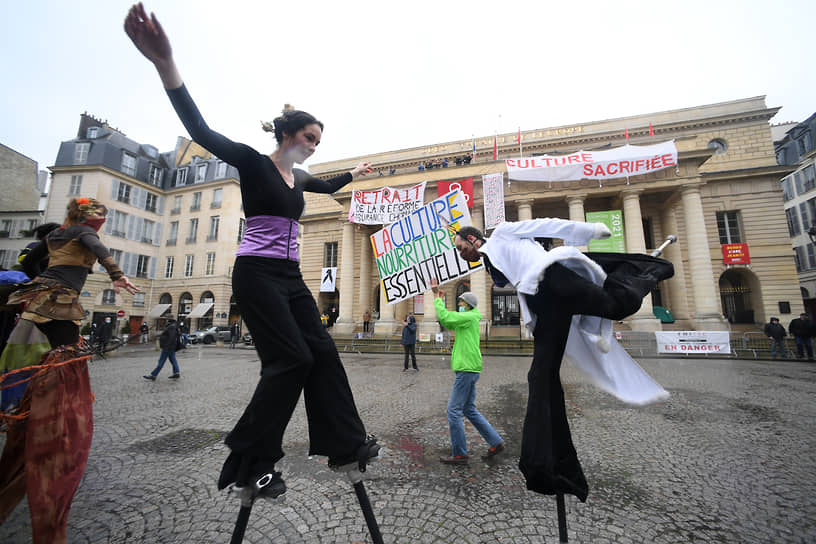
left=2, top=0, right=814, bottom=173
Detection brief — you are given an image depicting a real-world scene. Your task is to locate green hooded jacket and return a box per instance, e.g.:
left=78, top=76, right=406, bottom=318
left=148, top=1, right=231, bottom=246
left=434, top=297, right=482, bottom=373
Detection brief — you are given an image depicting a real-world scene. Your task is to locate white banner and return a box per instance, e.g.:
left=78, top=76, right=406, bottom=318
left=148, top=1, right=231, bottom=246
left=320, top=267, right=337, bottom=292
left=349, top=181, right=427, bottom=225
left=371, top=189, right=483, bottom=305
left=482, top=173, right=505, bottom=230
left=655, top=331, right=731, bottom=354
left=505, top=140, right=678, bottom=182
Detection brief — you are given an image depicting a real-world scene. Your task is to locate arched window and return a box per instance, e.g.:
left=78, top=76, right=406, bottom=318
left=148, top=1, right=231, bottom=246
left=159, top=292, right=172, bottom=305
left=178, top=292, right=193, bottom=318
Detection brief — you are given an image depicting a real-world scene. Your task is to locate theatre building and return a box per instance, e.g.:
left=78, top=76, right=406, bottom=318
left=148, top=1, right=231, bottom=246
left=302, top=96, right=798, bottom=337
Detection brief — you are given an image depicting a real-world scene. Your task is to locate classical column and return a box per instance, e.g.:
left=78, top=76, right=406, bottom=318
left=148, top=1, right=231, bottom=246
left=681, top=183, right=729, bottom=330
left=661, top=203, right=690, bottom=321
left=517, top=199, right=533, bottom=221
left=622, top=190, right=662, bottom=331
left=375, top=276, right=396, bottom=337
left=334, top=221, right=356, bottom=334
left=566, top=194, right=588, bottom=251
left=358, top=226, right=372, bottom=320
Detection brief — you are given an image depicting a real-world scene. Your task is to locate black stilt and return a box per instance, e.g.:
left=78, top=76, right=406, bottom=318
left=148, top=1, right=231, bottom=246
left=229, top=486, right=256, bottom=544
left=353, top=480, right=384, bottom=544
left=230, top=501, right=253, bottom=544
left=556, top=493, right=568, bottom=543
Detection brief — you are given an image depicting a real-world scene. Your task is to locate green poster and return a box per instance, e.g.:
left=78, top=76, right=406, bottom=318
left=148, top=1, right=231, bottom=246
left=586, top=210, right=625, bottom=252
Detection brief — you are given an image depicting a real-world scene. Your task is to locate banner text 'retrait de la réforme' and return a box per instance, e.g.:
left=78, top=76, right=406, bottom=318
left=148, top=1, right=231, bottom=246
left=371, top=189, right=483, bottom=305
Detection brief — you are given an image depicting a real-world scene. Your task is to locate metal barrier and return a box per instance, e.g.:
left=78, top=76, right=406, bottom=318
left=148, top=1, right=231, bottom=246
left=336, top=327, right=806, bottom=361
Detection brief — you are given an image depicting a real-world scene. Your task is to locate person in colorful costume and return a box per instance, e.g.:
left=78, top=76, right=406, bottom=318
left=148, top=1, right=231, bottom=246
left=0, top=197, right=138, bottom=543
left=451, top=220, right=672, bottom=502
left=125, top=3, right=380, bottom=501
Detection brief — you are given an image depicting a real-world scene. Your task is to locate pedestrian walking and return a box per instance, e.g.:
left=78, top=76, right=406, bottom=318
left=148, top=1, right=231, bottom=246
left=139, top=322, right=149, bottom=344
left=450, top=221, right=672, bottom=500
left=126, top=2, right=379, bottom=502
left=765, top=317, right=787, bottom=359
left=143, top=317, right=181, bottom=380
left=788, top=312, right=815, bottom=360
left=400, top=314, right=418, bottom=371
left=230, top=321, right=240, bottom=349
left=430, top=280, right=504, bottom=464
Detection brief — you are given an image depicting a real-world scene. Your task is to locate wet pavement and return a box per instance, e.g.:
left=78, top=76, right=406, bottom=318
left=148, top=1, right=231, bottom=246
left=2, top=344, right=815, bottom=543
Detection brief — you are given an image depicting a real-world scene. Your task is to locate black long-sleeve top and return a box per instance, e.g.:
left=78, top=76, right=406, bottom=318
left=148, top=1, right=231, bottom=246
left=166, top=85, right=353, bottom=219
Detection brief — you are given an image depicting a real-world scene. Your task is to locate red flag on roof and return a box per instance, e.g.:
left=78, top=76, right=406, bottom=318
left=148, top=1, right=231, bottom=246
left=624, top=128, right=629, bottom=141
left=649, top=123, right=654, bottom=137
left=493, top=135, right=498, bottom=161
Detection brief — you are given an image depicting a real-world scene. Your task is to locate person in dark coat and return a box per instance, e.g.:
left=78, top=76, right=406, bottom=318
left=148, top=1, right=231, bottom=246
left=401, top=314, right=418, bottom=371
left=144, top=317, right=180, bottom=380
left=764, top=317, right=787, bottom=359
left=788, top=313, right=815, bottom=360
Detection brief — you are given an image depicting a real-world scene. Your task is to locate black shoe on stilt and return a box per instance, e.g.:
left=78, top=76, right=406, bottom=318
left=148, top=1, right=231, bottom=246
left=328, top=434, right=382, bottom=473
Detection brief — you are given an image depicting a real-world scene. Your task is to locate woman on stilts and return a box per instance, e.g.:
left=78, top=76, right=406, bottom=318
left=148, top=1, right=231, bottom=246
left=0, top=198, right=139, bottom=543
left=124, top=3, right=380, bottom=502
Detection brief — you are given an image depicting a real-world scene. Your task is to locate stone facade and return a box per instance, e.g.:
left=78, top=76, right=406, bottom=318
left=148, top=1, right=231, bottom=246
left=0, top=143, right=46, bottom=269
left=301, top=96, right=799, bottom=336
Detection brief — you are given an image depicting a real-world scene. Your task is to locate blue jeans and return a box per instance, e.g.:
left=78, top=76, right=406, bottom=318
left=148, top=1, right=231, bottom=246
left=447, top=371, right=502, bottom=456
left=770, top=338, right=786, bottom=358
left=150, top=349, right=180, bottom=376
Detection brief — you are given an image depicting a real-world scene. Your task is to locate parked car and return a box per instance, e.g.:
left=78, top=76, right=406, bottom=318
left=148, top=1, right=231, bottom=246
left=190, top=326, right=233, bottom=344
left=243, top=332, right=253, bottom=346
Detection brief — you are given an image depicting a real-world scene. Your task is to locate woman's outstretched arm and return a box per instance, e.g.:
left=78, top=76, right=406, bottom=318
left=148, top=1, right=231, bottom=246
left=124, top=3, right=252, bottom=165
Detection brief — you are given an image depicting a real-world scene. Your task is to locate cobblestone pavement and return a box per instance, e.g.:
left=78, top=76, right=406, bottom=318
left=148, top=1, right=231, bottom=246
left=2, top=344, right=815, bottom=543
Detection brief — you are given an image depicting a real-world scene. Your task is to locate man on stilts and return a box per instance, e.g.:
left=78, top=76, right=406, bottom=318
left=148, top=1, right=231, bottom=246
left=451, top=218, right=672, bottom=534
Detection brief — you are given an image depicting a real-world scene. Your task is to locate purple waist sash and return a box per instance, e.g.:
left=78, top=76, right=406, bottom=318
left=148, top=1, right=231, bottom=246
left=236, top=215, right=299, bottom=261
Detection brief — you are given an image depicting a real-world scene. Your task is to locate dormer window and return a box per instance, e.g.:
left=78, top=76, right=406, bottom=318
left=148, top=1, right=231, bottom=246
left=121, top=152, right=137, bottom=177
left=74, top=142, right=90, bottom=164
left=87, top=126, right=99, bottom=139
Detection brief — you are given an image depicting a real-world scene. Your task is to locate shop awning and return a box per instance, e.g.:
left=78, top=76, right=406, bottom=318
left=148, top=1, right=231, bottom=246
left=187, top=302, right=214, bottom=319
left=146, top=304, right=171, bottom=318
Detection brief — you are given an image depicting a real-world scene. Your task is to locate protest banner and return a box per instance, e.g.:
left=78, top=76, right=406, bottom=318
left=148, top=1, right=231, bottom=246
left=437, top=178, right=473, bottom=208
left=371, top=189, right=483, bottom=305
left=505, top=140, right=678, bottom=182
left=349, top=181, right=427, bottom=225
left=482, top=173, right=505, bottom=230
left=655, top=331, right=731, bottom=354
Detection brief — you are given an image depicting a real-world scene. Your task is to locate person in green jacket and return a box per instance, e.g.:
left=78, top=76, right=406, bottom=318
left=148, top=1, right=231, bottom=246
left=431, top=278, right=505, bottom=465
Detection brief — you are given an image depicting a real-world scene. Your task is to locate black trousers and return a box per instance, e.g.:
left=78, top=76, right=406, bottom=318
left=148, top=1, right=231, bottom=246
left=403, top=344, right=417, bottom=369
left=35, top=320, right=79, bottom=349
left=222, top=257, right=366, bottom=481
left=519, top=253, right=673, bottom=502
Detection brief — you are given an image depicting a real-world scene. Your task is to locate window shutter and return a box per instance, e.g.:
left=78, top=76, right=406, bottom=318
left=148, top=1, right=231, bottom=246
left=137, top=187, right=147, bottom=209
left=121, top=252, right=132, bottom=276
left=153, top=223, right=162, bottom=246
left=104, top=209, right=113, bottom=235
left=148, top=256, right=157, bottom=279
left=157, top=196, right=165, bottom=214
left=126, top=215, right=136, bottom=240
left=110, top=179, right=120, bottom=200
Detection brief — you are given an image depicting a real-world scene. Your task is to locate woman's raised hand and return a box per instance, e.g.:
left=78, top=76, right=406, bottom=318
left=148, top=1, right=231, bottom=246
left=124, top=3, right=172, bottom=66
left=113, top=276, right=141, bottom=295
left=350, top=161, right=373, bottom=179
